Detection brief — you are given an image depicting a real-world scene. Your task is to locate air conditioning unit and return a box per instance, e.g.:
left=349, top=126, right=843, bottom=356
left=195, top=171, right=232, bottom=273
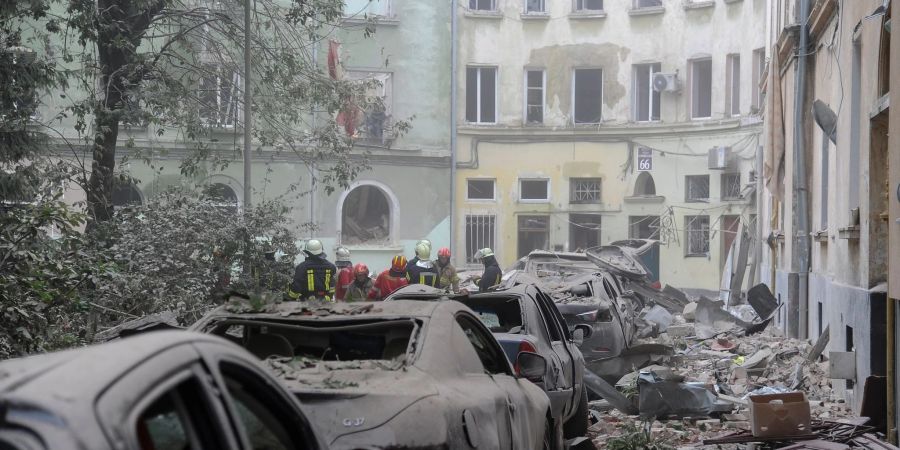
left=708, top=146, right=732, bottom=170
left=652, top=72, right=681, bottom=92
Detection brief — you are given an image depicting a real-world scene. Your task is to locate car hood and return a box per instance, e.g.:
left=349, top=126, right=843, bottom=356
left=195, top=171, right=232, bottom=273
left=266, top=360, right=438, bottom=445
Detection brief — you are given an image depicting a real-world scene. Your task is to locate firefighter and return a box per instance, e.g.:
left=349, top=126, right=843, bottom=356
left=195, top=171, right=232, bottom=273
left=435, top=247, right=460, bottom=293
left=405, top=239, right=431, bottom=268
left=334, top=246, right=353, bottom=301
left=344, top=263, right=375, bottom=302
left=372, top=255, right=410, bottom=300
left=287, top=239, right=337, bottom=301
left=406, top=241, right=439, bottom=287
left=475, top=248, right=502, bottom=293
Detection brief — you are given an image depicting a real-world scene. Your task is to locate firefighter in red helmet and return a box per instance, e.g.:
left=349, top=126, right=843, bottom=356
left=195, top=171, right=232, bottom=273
left=372, top=255, right=410, bottom=300
left=434, top=247, right=460, bottom=293
left=344, top=263, right=375, bottom=302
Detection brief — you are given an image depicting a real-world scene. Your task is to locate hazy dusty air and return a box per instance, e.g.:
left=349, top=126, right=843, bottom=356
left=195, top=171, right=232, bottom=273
left=1, top=0, right=899, bottom=448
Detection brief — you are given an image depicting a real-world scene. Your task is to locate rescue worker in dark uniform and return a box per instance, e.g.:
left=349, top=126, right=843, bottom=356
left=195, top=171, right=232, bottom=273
left=475, top=248, right=502, bottom=293
left=405, top=241, right=439, bottom=287
left=287, top=239, right=337, bottom=301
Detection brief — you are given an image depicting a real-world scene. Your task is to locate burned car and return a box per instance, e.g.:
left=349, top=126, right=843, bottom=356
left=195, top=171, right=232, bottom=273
left=190, top=298, right=558, bottom=449
left=387, top=283, right=592, bottom=441
left=0, top=331, right=325, bottom=450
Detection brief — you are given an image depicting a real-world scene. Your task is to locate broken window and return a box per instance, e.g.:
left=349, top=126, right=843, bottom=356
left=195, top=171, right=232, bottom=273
left=573, top=68, right=603, bottom=124
left=629, top=216, right=659, bottom=239
left=721, top=172, right=741, bottom=200
left=525, top=69, right=544, bottom=124
left=690, top=58, right=712, bottom=119
left=199, top=63, right=240, bottom=128
left=461, top=297, right=524, bottom=333
left=685, top=175, right=709, bottom=202
left=633, top=63, right=661, bottom=122
left=345, top=71, right=393, bottom=140
left=634, top=172, right=656, bottom=196
left=720, top=215, right=740, bottom=268
left=878, top=5, right=891, bottom=97
left=469, top=0, right=496, bottom=11
left=518, top=215, right=550, bottom=258
left=112, top=181, right=143, bottom=208
left=751, top=48, right=765, bottom=113
left=570, top=178, right=601, bottom=203
left=685, top=215, right=710, bottom=256
left=341, top=185, right=391, bottom=245
left=466, top=215, right=496, bottom=263
left=467, top=179, right=495, bottom=200
left=569, top=213, right=601, bottom=252
left=466, top=66, right=497, bottom=123
left=206, top=183, right=239, bottom=214
left=344, top=0, right=390, bottom=16
left=526, top=0, right=546, bottom=13
left=575, top=0, right=603, bottom=11
left=136, top=379, right=211, bottom=450
left=633, top=0, right=662, bottom=8
left=726, top=54, right=741, bottom=116
left=520, top=178, right=549, bottom=201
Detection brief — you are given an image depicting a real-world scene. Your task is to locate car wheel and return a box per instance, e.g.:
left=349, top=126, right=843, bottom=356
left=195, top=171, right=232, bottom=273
left=563, top=388, right=590, bottom=439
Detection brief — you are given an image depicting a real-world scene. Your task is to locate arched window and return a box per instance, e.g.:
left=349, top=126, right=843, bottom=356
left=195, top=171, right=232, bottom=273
left=634, top=172, right=656, bottom=196
left=111, top=181, right=143, bottom=208
left=341, top=185, right=391, bottom=245
left=206, top=183, right=239, bottom=214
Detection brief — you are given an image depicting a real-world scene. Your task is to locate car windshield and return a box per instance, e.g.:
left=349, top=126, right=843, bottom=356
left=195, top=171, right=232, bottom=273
left=459, top=297, right=524, bottom=334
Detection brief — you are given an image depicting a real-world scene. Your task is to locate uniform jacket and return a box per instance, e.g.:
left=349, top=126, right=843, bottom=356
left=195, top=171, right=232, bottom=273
left=288, top=255, right=337, bottom=300
left=372, top=270, right=409, bottom=300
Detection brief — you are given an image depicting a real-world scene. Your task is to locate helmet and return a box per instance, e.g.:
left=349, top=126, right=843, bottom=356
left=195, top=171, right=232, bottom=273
left=438, top=247, right=451, bottom=258
left=353, top=263, right=369, bottom=277
left=391, top=255, right=408, bottom=272
left=304, top=239, right=324, bottom=256
left=415, top=242, right=431, bottom=260
left=475, top=247, right=494, bottom=259
left=335, top=246, right=351, bottom=262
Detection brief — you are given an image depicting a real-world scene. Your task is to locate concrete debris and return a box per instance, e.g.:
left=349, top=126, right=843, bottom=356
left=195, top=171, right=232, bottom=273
left=807, top=325, right=830, bottom=362
left=747, top=283, right=780, bottom=320
left=683, top=302, right=698, bottom=322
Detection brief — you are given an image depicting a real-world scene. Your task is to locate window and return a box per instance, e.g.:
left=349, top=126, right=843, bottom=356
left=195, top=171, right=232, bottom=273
left=345, top=71, right=393, bottom=140
left=721, top=173, right=741, bottom=200
left=690, top=58, right=712, bottom=119
left=575, top=0, right=603, bottom=11
left=455, top=314, right=510, bottom=374
left=629, top=216, right=659, bottom=239
left=466, top=67, right=497, bottom=124
left=849, top=39, right=861, bottom=212
left=751, top=48, right=765, bottom=113
left=199, top=63, right=240, bottom=128
left=685, top=175, right=710, bottom=202
left=573, top=69, right=603, bottom=124
left=569, top=214, right=601, bottom=251
left=518, top=215, right=550, bottom=258
left=633, top=0, right=662, bottom=8
left=526, top=0, right=546, bottom=13
left=570, top=178, right=601, bottom=203
left=469, top=0, right=496, bottom=11
left=726, top=54, right=741, bottom=116
left=633, top=63, right=661, bottom=122
left=112, top=181, right=143, bottom=208
left=344, top=0, right=389, bottom=17
left=519, top=179, right=549, bottom=201
left=685, top=215, right=710, bottom=256
left=206, top=183, right=239, bottom=214
left=467, top=179, right=495, bottom=200
left=525, top=70, right=545, bottom=124
left=466, top=215, right=496, bottom=263
left=341, top=185, right=391, bottom=245
left=720, top=215, right=740, bottom=268
left=136, top=378, right=222, bottom=450
left=633, top=172, right=656, bottom=196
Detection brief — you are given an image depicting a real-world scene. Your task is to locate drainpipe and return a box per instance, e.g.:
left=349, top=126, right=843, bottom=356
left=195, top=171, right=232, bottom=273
left=450, top=0, right=458, bottom=255
left=792, top=0, right=811, bottom=339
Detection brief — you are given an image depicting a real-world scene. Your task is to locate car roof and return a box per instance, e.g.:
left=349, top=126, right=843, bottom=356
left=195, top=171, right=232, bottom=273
left=198, top=298, right=444, bottom=323
left=524, top=250, right=590, bottom=260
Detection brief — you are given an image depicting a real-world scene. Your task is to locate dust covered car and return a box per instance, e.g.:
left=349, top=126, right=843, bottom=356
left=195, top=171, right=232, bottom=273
left=0, top=331, right=325, bottom=450
left=190, top=298, right=559, bottom=449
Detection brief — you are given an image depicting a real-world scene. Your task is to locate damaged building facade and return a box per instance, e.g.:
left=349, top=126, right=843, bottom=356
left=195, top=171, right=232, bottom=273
left=757, top=0, right=897, bottom=416
left=53, top=0, right=453, bottom=273
left=452, top=0, right=766, bottom=291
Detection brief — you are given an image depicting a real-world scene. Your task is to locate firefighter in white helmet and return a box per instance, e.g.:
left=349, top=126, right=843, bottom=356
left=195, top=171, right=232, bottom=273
left=287, top=239, right=337, bottom=301
left=405, top=240, right=439, bottom=287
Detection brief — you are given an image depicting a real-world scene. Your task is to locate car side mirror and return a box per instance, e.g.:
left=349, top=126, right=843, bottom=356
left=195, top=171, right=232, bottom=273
left=574, top=324, right=593, bottom=343
left=516, top=351, right=546, bottom=382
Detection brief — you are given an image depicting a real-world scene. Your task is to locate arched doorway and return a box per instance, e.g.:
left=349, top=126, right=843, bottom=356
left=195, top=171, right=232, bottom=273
left=340, top=184, right=393, bottom=245
left=111, top=181, right=143, bottom=208
left=634, top=172, right=656, bottom=196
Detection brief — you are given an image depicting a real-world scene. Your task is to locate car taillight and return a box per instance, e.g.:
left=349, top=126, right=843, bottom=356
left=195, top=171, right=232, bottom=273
left=651, top=281, right=662, bottom=290
left=514, top=341, right=539, bottom=377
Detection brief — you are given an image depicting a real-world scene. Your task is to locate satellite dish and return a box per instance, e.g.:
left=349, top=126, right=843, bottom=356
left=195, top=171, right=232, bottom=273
left=812, top=99, right=837, bottom=144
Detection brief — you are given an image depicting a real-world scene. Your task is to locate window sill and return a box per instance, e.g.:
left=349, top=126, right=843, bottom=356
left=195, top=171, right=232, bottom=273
left=722, top=197, right=746, bottom=202
left=624, top=195, right=666, bottom=203
left=838, top=226, right=860, bottom=240
left=519, top=199, right=551, bottom=204
left=341, top=16, right=400, bottom=26
left=723, top=0, right=743, bottom=4
left=465, top=10, right=503, bottom=19
left=568, top=11, right=607, bottom=19
left=629, top=6, right=665, bottom=16
left=685, top=199, right=710, bottom=203
left=465, top=198, right=497, bottom=203
left=521, top=12, right=551, bottom=20
left=812, top=230, right=829, bottom=243
left=684, top=1, right=715, bottom=10
left=684, top=254, right=709, bottom=258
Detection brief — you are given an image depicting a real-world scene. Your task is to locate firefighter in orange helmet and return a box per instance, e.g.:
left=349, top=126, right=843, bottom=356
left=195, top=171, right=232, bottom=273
left=372, top=255, right=410, bottom=300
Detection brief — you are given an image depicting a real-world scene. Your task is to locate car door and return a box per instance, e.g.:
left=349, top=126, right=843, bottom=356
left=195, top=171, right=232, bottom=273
left=531, top=289, right=576, bottom=418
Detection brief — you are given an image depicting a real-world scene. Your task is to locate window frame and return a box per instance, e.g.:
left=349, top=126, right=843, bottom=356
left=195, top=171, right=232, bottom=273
left=574, top=0, right=604, bottom=12
left=726, top=53, right=741, bottom=117
left=466, top=178, right=497, bottom=201
left=469, top=0, right=498, bottom=12
left=628, top=215, right=660, bottom=240
left=569, top=177, right=602, bottom=204
left=633, top=0, right=663, bottom=8
left=684, top=215, right=711, bottom=257
left=751, top=48, right=766, bottom=114
left=572, top=67, right=604, bottom=125
left=721, top=172, right=742, bottom=200
left=523, top=68, right=546, bottom=125
left=343, top=0, right=392, bottom=17
left=455, top=312, right=514, bottom=376
left=465, top=214, right=497, bottom=264
left=466, top=65, right=499, bottom=124
left=198, top=63, right=242, bottom=129
left=632, top=62, right=661, bottom=122
left=689, top=57, right=713, bottom=120
left=517, top=214, right=551, bottom=258
left=684, top=174, right=710, bottom=203
left=525, top=0, right=547, bottom=13
left=519, top=178, right=551, bottom=203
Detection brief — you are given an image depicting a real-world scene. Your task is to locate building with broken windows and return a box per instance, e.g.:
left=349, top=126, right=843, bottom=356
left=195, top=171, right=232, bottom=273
left=758, top=0, right=896, bottom=414
left=453, top=0, right=765, bottom=291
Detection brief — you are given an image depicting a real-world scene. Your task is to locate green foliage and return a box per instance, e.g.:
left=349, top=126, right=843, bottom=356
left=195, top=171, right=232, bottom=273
left=605, top=422, right=675, bottom=450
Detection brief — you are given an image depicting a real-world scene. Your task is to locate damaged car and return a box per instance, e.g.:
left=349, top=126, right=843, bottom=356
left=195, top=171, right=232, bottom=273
left=190, top=298, right=559, bottom=449
left=387, top=283, right=593, bottom=441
